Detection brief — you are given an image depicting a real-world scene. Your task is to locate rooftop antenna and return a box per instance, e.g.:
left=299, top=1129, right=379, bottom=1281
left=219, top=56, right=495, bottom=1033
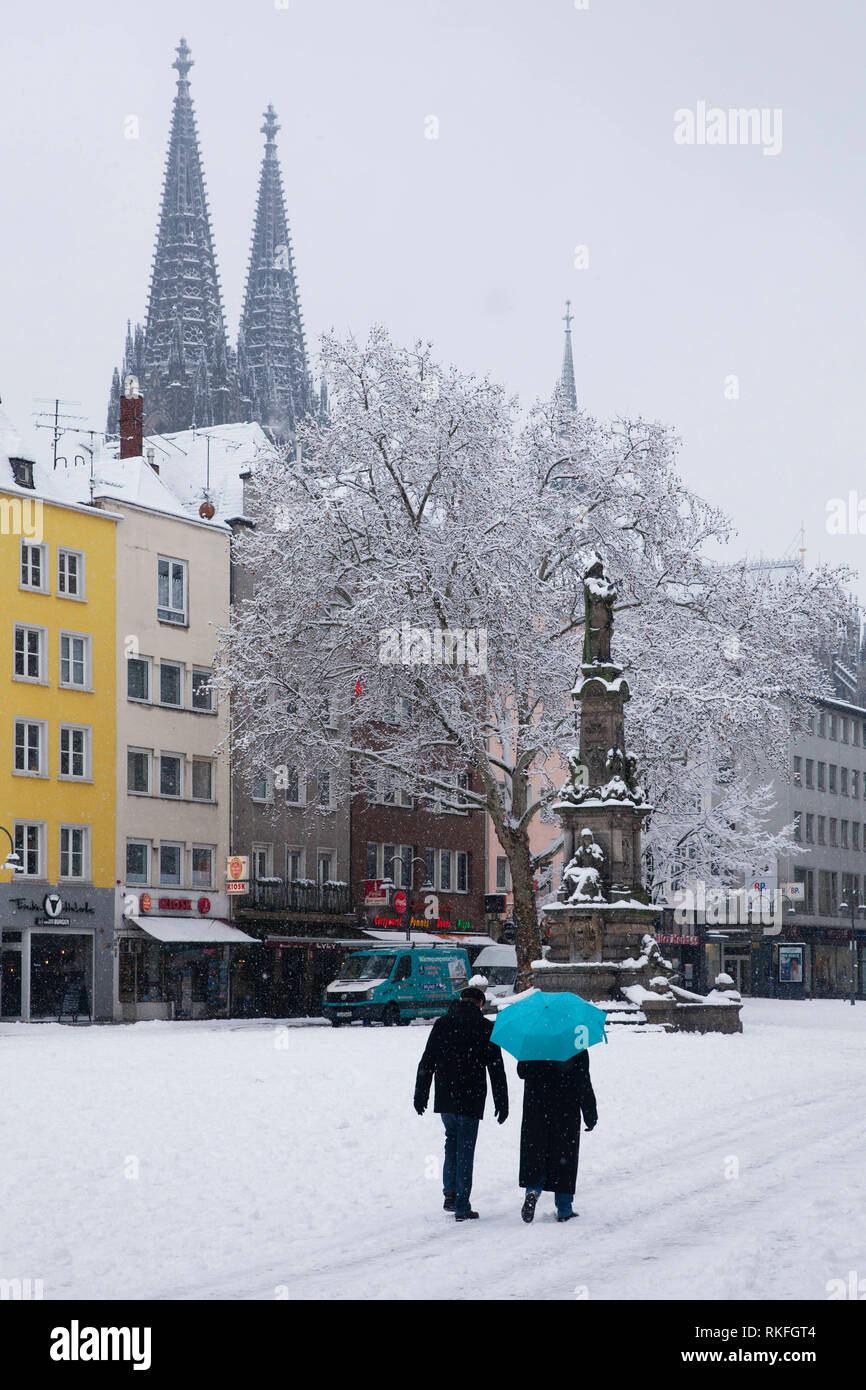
left=32, top=397, right=88, bottom=469
left=799, top=522, right=806, bottom=568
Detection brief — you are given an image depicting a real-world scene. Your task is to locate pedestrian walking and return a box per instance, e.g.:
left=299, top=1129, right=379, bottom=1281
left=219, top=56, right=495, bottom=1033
left=414, top=986, right=509, bottom=1221
left=517, top=1051, right=597, bottom=1223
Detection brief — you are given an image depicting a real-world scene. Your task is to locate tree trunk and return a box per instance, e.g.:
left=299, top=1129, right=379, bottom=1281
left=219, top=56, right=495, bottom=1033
left=508, top=830, right=540, bottom=991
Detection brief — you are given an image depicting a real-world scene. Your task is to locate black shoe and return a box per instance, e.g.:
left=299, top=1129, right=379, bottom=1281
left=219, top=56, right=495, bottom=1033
left=455, top=1209, right=479, bottom=1221
left=556, top=1210, right=578, bottom=1222
left=521, top=1191, right=538, bottom=1224
left=443, top=1194, right=456, bottom=1212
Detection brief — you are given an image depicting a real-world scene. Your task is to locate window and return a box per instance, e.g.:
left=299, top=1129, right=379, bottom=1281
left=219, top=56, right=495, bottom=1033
left=159, top=753, right=183, bottom=798
left=855, top=823, right=861, bottom=851
left=818, top=816, right=826, bottom=845
left=59, top=725, right=89, bottom=779
left=842, top=820, right=849, bottom=849
left=191, top=846, right=214, bottom=888
left=59, top=632, right=89, bottom=689
left=191, top=667, right=213, bottom=712
left=854, top=771, right=860, bottom=800
left=829, top=818, right=837, bottom=847
left=400, top=784, right=414, bottom=809
left=440, top=849, right=452, bottom=891
left=58, top=549, right=84, bottom=598
left=842, top=768, right=849, bottom=796
left=399, top=845, right=413, bottom=890
left=818, top=870, right=837, bottom=917
left=157, top=556, right=187, bottom=624
left=287, top=848, right=304, bottom=882
left=191, top=758, right=213, bottom=801
left=126, top=656, right=151, bottom=702
left=318, top=852, right=333, bottom=885
left=318, top=769, right=331, bottom=807
left=14, top=625, right=44, bottom=681
left=283, top=766, right=302, bottom=805
left=14, top=822, right=43, bottom=877
left=365, top=843, right=378, bottom=879
left=456, top=850, right=469, bottom=893
left=127, top=748, right=152, bottom=794
left=804, top=814, right=814, bottom=844
left=794, top=867, right=814, bottom=914
left=829, top=765, right=837, bottom=794
left=159, top=843, right=183, bottom=885
left=252, top=844, right=273, bottom=880
left=792, top=756, right=802, bottom=783
left=126, top=841, right=150, bottom=885
left=855, top=722, right=862, bottom=747
left=425, top=848, right=436, bottom=887
left=792, top=812, right=801, bottom=843
left=829, top=715, right=837, bottom=740
left=14, top=719, right=45, bottom=775
left=383, top=844, right=396, bottom=884
left=805, top=759, right=814, bottom=789
left=20, top=541, right=47, bottom=591
left=59, top=825, right=88, bottom=880
left=252, top=773, right=268, bottom=802
left=495, top=855, right=510, bottom=891
left=842, top=718, right=850, bottom=744
left=817, top=763, right=826, bottom=791
left=393, top=955, right=411, bottom=981
left=817, top=713, right=826, bottom=737
left=159, top=661, right=183, bottom=707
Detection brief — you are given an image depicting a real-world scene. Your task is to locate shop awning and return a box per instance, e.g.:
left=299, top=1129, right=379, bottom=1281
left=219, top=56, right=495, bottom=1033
left=128, top=916, right=257, bottom=944
left=362, top=929, right=499, bottom=947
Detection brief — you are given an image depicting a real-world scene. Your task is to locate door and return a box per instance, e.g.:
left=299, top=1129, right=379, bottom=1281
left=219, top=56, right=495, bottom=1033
left=391, top=954, right=414, bottom=1014
left=722, top=949, right=751, bottom=995
left=0, top=950, right=22, bottom=1018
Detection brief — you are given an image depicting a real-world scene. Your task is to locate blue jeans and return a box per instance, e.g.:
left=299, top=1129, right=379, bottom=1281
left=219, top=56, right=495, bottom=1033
left=526, top=1182, right=573, bottom=1218
left=441, top=1113, right=480, bottom=1215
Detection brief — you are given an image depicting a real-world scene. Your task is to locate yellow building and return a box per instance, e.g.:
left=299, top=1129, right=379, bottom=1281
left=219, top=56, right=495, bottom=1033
left=1, top=426, right=119, bottom=1021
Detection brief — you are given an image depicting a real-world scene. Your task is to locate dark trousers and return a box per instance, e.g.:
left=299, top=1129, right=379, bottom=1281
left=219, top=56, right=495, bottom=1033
left=441, top=1112, right=480, bottom=1215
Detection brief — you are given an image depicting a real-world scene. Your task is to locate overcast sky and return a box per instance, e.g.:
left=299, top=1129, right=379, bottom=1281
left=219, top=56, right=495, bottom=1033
left=2, top=0, right=865, bottom=595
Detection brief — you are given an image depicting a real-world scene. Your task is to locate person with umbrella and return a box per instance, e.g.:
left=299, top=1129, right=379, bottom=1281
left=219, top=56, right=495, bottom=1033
left=491, top=990, right=602, bottom=1224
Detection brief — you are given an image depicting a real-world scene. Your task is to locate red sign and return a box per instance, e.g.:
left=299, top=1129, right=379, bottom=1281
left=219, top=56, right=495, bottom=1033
left=159, top=897, right=192, bottom=911
left=197, top=897, right=211, bottom=914
left=364, top=879, right=390, bottom=906
left=393, top=890, right=407, bottom=914
left=139, top=892, right=152, bottom=914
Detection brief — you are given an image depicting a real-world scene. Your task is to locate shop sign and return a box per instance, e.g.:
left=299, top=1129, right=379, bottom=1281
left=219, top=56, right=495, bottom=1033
left=226, top=881, right=248, bottom=894
left=364, top=879, right=390, bottom=906
left=12, top=893, right=95, bottom=927
left=657, top=934, right=699, bottom=945
left=140, top=893, right=152, bottom=913
left=226, top=855, right=249, bottom=883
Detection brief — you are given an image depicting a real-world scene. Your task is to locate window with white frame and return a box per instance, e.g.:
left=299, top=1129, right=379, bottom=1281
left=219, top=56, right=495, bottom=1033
left=495, top=855, right=511, bottom=891
left=191, top=758, right=213, bottom=801
left=425, top=847, right=436, bottom=888
left=252, top=844, right=273, bottom=880
left=157, top=556, right=187, bottom=624
left=159, top=753, right=183, bottom=798
left=283, top=765, right=303, bottom=805
left=126, top=655, right=151, bottom=702
left=14, top=718, right=45, bottom=775
left=439, top=849, right=452, bottom=891
left=191, top=667, right=213, bottom=712
left=127, top=747, right=152, bottom=794
left=58, top=549, right=85, bottom=599
left=286, top=847, right=304, bottom=882
left=59, top=632, right=90, bottom=689
left=191, top=845, right=214, bottom=888
left=126, top=840, right=150, bottom=885
left=158, top=842, right=183, bottom=885
left=59, top=825, right=89, bottom=880
left=14, top=821, right=44, bottom=877
left=20, top=541, right=47, bottom=591
left=159, top=661, right=183, bottom=707
left=13, top=625, right=45, bottom=681
left=252, top=772, right=269, bottom=802
left=59, top=724, right=90, bottom=779
left=317, top=851, right=333, bottom=885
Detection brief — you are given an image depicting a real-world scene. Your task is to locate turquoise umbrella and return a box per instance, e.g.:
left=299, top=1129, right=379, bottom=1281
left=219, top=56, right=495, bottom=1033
left=490, top=990, right=607, bottom=1062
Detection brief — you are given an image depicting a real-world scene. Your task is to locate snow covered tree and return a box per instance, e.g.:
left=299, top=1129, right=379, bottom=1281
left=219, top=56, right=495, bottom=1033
left=215, top=327, right=850, bottom=986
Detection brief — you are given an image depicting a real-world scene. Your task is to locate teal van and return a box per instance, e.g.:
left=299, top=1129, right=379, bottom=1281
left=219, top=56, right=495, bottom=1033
left=323, top=946, right=471, bottom=1026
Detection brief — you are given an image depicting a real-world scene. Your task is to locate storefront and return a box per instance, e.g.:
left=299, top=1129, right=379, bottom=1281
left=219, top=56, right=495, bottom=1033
left=703, top=927, right=755, bottom=995
left=0, top=885, right=115, bottom=1022
left=655, top=913, right=703, bottom=991
left=117, top=892, right=256, bottom=1020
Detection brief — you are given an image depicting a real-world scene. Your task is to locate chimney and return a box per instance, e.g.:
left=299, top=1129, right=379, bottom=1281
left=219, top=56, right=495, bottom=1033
left=119, top=375, right=143, bottom=459
left=146, top=447, right=158, bottom=476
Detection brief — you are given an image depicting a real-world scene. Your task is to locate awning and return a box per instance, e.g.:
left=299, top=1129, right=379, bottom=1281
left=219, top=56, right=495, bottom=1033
left=128, top=916, right=257, bottom=944
left=361, top=929, right=499, bottom=947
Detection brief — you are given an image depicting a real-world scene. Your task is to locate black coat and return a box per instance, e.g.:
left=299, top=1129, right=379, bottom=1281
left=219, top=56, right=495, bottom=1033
left=517, top=1052, right=597, bottom=1195
left=414, top=1001, right=509, bottom=1120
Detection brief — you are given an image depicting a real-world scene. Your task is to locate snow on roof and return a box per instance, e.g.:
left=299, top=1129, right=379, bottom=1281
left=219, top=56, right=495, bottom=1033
left=89, top=457, right=196, bottom=521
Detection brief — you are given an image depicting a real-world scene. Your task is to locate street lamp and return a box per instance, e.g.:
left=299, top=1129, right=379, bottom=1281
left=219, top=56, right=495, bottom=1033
left=1, top=826, right=24, bottom=874
left=838, top=894, right=865, bottom=1006
left=399, top=856, right=435, bottom=943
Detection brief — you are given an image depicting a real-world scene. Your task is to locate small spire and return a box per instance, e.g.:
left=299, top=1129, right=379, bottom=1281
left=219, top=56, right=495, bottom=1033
left=559, top=299, right=578, bottom=412
left=261, top=104, right=280, bottom=148
left=173, top=37, right=194, bottom=82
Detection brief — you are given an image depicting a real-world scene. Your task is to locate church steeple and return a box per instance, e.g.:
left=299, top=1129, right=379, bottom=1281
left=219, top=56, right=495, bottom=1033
left=559, top=299, right=578, bottom=412
left=107, top=39, right=241, bottom=437
left=238, top=104, right=312, bottom=440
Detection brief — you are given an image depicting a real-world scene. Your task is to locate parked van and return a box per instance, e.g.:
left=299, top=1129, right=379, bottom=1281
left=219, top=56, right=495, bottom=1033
left=471, top=944, right=517, bottom=999
left=323, top=946, right=471, bottom=1026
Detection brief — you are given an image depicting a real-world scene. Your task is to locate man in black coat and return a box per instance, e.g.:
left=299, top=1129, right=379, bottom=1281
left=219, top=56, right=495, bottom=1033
left=414, top=987, right=509, bottom=1221
left=517, top=1050, right=597, bottom=1223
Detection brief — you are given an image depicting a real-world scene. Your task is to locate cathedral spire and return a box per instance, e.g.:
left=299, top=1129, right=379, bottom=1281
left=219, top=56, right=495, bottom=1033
left=559, top=299, right=578, bottom=412
left=238, top=104, right=312, bottom=441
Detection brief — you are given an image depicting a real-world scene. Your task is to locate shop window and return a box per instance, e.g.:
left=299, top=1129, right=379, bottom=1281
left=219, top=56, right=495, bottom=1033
left=159, top=843, right=183, bottom=885
left=58, top=549, right=85, bottom=598
left=159, top=661, right=183, bottom=707
left=13, top=625, right=45, bottom=681
left=126, top=841, right=150, bottom=885
left=126, top=655, right=151, bottom=702
left=191, top=667, right=213, bottom=712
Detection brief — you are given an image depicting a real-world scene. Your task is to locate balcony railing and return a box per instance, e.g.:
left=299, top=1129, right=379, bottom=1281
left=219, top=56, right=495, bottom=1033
left=246, top=878, right=355, bottom=915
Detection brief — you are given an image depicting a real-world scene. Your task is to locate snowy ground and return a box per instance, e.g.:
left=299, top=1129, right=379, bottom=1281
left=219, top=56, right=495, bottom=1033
left=1, top=1000, right=863, bottom=1301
